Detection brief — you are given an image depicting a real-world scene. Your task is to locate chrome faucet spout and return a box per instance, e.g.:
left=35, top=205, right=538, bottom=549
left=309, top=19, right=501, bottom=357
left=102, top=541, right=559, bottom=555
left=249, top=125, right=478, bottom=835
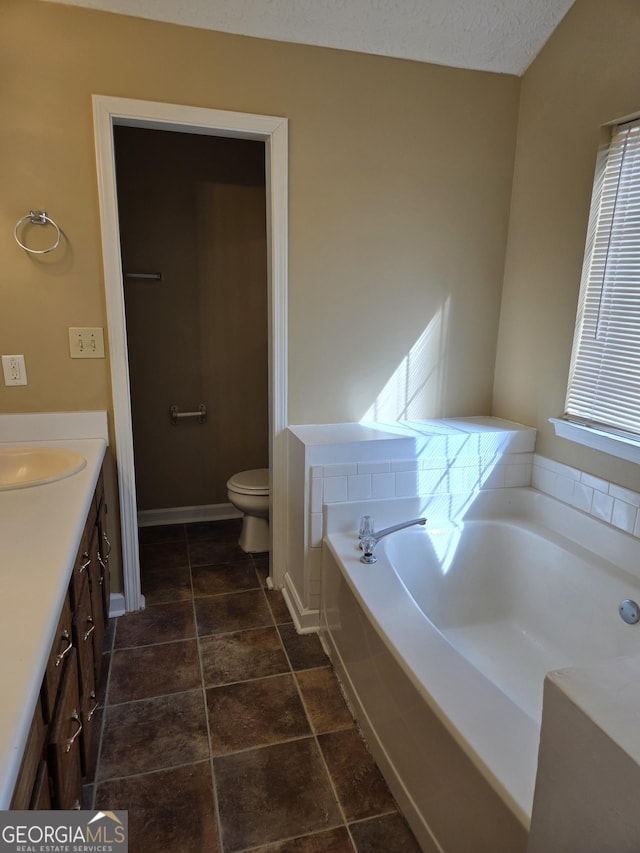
left=360, top=517, right=426, bottom=563
left=373, top=517, right=427, bottom=541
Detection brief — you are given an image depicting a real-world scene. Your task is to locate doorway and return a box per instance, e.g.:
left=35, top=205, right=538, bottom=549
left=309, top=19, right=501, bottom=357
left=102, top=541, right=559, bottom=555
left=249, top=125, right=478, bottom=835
left=92, top=97, right=288, bottom=612
left=114, top=127, right=268, bottom=522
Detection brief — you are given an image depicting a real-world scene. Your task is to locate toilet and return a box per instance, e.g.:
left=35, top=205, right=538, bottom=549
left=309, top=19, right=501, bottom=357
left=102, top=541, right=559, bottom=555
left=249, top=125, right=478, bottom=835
left=226, top=468, right=270, bottom=553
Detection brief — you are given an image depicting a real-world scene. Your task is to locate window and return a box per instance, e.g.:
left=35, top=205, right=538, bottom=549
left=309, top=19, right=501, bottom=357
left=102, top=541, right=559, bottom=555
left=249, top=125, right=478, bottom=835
left=558, top=118, right=640, bottom=456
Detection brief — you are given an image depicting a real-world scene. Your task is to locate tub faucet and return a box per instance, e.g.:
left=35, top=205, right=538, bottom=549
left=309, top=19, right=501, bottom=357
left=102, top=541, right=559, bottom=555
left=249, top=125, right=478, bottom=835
left=360, top=517, right=426, bottom=564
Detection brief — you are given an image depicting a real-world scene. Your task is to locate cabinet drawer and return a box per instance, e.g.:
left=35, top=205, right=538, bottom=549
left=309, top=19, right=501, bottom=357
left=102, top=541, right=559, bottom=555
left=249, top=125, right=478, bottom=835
left=47, top=648, right=83, bottom=810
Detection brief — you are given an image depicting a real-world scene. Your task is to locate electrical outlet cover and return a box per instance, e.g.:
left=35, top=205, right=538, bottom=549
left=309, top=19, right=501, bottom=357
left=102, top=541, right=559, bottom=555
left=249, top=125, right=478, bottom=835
left=2, top=355, right=27, bottom=386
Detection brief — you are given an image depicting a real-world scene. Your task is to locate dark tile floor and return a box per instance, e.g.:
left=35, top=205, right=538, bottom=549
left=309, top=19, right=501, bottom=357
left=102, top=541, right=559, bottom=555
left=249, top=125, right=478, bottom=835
left=90, top=519, right=422, bottom=852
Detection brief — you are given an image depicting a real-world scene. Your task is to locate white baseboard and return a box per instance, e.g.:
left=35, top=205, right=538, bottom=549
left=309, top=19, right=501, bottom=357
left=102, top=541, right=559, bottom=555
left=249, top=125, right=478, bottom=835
left=282, top=573, right=320, bottom=633
left=109, top=592, right=126, bottom=617
left=137, top=502, right=242, bottom=528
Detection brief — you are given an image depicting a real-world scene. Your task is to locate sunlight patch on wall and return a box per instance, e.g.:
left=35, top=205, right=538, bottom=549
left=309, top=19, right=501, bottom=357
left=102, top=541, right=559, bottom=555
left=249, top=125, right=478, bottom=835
left=354, top=295, right=533, bottom=574
left=394, top=430, right=516, bottom=575
left=361, top=298, right=450, bottom=422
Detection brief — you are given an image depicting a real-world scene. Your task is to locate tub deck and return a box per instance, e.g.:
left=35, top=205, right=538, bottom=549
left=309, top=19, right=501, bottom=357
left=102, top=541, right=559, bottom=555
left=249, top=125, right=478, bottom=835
left=443, top=619, right=562, bottom=722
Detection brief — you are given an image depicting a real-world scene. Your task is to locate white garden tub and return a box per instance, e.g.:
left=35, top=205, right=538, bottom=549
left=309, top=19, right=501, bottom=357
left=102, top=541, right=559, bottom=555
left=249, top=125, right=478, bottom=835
left=321, top=488, right=640, bottom=853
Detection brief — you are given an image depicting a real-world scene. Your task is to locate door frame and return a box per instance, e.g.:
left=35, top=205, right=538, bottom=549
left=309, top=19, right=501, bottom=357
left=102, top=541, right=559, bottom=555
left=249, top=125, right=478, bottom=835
left=92, top=95, right=288, bottom=612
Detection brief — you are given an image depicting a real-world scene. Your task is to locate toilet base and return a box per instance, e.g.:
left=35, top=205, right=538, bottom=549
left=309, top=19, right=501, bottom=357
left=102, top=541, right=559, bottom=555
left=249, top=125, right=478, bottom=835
left=239, top=514, right=270, bottom=553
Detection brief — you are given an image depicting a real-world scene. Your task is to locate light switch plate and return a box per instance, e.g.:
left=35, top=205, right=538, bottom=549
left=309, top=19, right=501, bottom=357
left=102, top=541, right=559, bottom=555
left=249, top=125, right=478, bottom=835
left=68, top=327, right=105, bottom=359
left=2, top=355, right=27, bottom=386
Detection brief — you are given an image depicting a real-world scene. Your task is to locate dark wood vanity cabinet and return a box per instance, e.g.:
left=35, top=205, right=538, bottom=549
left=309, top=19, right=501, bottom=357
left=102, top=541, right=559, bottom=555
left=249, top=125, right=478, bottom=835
left=10, top=470, right=110, bottom=810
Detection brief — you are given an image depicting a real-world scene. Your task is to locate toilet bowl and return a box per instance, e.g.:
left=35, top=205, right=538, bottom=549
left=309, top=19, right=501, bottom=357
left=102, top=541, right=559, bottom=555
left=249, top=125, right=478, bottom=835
left=226, top=468, right=270, bottom=553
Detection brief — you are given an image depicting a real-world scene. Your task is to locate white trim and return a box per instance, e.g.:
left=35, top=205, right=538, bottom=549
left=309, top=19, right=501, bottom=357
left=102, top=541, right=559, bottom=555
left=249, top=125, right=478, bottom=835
left=108, top=592, right=126, bottom=618
left=92, top=95, right=289, bottom=612
left=550, top=418, right=640, bottom=464
left=138, top=502, right=241, bottom=528
left=266, top=117, right=289, bottom=595
left=282, top=573, right=320, bottom=633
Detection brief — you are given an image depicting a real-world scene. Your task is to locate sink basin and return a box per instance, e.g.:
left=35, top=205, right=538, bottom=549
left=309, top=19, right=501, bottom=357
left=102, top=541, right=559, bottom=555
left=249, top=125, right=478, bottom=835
left=0, top=446, right=87, bottom=491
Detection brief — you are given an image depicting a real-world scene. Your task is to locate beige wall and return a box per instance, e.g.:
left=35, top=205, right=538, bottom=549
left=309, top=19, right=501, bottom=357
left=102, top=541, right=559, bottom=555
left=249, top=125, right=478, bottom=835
left=115, top=128, right=268, bottom=510
left=493, top=0, right=640, bottom=490
left=0, top=0, right=519, bottom=432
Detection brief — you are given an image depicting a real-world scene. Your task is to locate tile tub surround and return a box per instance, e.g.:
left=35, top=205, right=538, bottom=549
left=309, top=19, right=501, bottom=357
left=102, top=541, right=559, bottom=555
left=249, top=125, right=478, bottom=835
left=92, top=520, right=421, bottom=853
left=286, top=418, right=536, bottom=630
left=532, top=454, right=640, bottom=537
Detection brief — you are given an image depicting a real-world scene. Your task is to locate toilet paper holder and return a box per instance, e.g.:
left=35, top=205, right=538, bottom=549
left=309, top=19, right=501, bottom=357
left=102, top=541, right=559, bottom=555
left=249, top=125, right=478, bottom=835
left=170, top=404, right=207, bottom=425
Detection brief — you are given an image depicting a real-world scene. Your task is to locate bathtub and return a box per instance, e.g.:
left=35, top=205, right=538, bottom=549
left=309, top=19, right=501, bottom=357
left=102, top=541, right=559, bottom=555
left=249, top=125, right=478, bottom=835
left=321, top=487, right=640, bottom=853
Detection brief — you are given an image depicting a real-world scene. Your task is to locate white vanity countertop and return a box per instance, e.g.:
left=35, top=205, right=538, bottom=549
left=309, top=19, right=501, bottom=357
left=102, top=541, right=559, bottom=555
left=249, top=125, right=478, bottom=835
left=0, top=431, right=107, bottom=809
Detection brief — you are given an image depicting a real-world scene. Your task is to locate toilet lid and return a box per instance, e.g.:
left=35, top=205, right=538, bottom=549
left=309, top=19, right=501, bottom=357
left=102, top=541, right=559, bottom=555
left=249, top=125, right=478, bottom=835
left=227, top=468, right=270, bottom=494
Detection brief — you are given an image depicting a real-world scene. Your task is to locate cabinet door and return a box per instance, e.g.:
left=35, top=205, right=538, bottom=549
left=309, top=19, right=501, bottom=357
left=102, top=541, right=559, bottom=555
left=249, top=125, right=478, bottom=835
left=47, top=648, right=83, bottom=810
left=72, top=568, right=99, bottom=780
left=79, top=685, right=100, bottom=782
left=10, top=702, right=45, bottom=809
left=69, top=531, right=91, bottom=614
left=87, top=524, right=105, bottom=682
left=31, top=761, right=52, bottom=810
left=73, top=571, right=96, bottom=698
left=42, top=594, right=73, bottom=723
left=97, top=494, right=111, bottom=623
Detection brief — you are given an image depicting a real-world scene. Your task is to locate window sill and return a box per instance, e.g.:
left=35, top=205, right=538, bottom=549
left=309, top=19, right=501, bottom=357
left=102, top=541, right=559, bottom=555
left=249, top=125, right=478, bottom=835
left=550, top=418, right=640, bottom=465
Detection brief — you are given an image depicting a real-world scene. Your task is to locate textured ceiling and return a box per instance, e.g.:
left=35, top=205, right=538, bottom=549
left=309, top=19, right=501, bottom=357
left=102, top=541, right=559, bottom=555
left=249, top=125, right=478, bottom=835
left=41, top=0, right=576, bottom=76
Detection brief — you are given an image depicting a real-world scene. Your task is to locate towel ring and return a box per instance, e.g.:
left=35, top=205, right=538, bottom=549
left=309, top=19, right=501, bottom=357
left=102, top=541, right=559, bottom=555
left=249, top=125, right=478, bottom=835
left=14, top=210, right=61, bottom=254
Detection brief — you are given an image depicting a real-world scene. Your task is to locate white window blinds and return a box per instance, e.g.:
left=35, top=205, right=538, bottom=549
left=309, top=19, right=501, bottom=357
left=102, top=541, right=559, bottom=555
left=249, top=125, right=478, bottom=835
left=565, top=118, right=640, bottom=439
